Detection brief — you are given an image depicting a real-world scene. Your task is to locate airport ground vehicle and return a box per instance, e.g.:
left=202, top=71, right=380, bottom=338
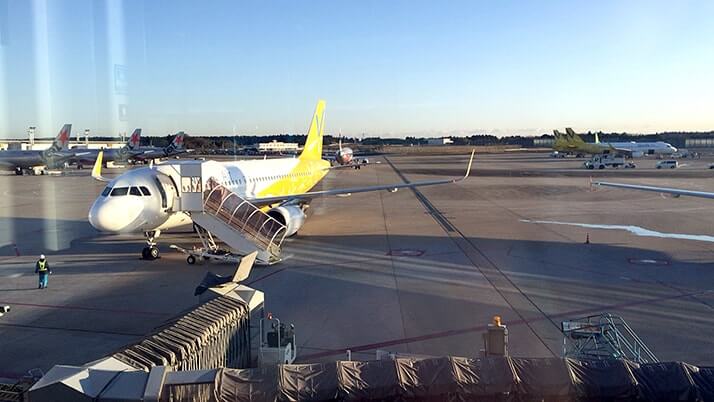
left=656, top=160, right=678, bottom=169
left=170, top=224, right=265, bottom=265
left=584, top=155, right=635, bottom=169
left=259, top=314, right=297, bottom=365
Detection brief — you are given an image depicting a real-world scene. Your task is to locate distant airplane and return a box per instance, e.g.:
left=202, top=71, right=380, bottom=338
left=565, top=128, right=676, bottom=157
left=88, top=100, right=474, bottom=261
left=132, top=131, right=189, bottom=162
left=327, top=137, right=369, bottom=169
left=69, top=128, right=143, bottom=168
left=551, top=129, right=587, bottom=157
left=0, top=124, right=73, bottom=175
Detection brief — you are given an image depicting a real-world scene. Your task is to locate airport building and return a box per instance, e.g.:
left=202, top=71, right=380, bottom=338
left=685, top=138, right=714, bottom=148
left=533, top=137, right=554, bottom=147
left=426, top=137, right=454, bottom=146
left=257, top=140, right=300, bottom=153
left=1, top=127, right=127, bottom=151
left=0, top=139, right=125, bottom=151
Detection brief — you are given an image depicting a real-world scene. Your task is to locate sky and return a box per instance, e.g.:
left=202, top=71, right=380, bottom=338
left=0, top=0, right=713, bottom=138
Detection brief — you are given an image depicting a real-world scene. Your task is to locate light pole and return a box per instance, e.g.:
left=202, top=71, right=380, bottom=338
left=28, top=126, right=36, bottom=147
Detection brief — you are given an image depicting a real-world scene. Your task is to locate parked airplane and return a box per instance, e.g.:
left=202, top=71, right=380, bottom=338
left=132, top=132, right=188, bottom=162
left=88, top=101, right=473, bottom=260
left=565, top=128, right=676, bottom=157
left=551, top=129, right=586, bottom=157
left=69, top=128, right=143, bottom=168
left=0, top=124, right=73, bottom=175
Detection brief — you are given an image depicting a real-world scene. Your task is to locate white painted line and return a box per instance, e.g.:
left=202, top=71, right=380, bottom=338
left=520, top=219, right=714, bottom=243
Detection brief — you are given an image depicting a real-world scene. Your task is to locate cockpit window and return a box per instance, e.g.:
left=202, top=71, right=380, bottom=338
left=139, top=186, right=151, bottom=196
left=110, top=187, right=129, bottom=196
left=129, top=187, right=142, bottom=196
left=101, top=186, right=112, bottom=197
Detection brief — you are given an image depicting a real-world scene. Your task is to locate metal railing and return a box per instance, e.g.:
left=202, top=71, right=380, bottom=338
left=561, top=313, right=659, bottom=364
left=203, top=183, right=286, bottom=257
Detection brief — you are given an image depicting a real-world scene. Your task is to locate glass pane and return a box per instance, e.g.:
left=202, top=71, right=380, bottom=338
left=111, top=187, right=128, bottom=196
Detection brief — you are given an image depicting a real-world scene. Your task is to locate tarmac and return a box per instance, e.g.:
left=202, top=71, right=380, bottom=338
left=1, top=151, right=714, bottom=378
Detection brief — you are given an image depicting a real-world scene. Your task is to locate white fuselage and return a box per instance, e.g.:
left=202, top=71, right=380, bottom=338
left=598, top=141, right=677, bottom=155
left=88, top=156, right=328, bottom=234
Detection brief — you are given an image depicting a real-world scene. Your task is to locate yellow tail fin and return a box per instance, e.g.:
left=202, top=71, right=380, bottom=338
left=565, top=128, right=584, bottom=144
left=299, top=100, right=326, bottom=160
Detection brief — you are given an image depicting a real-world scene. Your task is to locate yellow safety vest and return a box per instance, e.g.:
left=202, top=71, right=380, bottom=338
left=38, top=260, right=47, bottom=272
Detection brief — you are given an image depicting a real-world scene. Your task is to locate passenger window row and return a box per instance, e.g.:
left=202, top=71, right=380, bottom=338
left=222, top=171, right=312, bottom=186
left=102, top=186, right=152, bottom=197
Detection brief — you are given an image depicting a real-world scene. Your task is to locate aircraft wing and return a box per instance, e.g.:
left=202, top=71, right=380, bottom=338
left=610, top=146, right=633, bottom=156
left=249, top=150, right=474, bottom=205
left=595, top=181, right=714, bottom=199
left=50, top=149, right=93, bottom=160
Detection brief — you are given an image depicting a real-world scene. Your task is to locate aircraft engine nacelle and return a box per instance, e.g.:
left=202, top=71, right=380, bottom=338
left=335, top=147, right=354, bottom=165
left=631, top=151, right=644, bottom=158
left=267, top=205, right=306, bottom=237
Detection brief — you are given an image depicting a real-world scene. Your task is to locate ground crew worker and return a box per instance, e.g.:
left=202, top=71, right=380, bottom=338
left=35, top=254, right=51, bottom=289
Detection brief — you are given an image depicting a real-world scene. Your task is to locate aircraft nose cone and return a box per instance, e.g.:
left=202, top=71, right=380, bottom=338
left=88, top=198, right=143, bottom=233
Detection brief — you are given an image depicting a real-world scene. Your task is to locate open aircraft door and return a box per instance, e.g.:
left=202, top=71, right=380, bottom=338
left=153, top=171, right=179, bottom=212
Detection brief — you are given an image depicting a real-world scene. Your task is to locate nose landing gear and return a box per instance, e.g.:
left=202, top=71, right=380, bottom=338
left=142, top=230, right=161, bottom=260
left=141, top=246, right=160, bottom=260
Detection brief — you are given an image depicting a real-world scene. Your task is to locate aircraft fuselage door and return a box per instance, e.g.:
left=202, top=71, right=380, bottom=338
left=155, top=173, right=178, bottom=212
left=178, top=163, right=204, bottom=211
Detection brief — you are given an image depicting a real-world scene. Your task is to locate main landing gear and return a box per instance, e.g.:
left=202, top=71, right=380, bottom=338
left=142, top=230, right=161, bottom=260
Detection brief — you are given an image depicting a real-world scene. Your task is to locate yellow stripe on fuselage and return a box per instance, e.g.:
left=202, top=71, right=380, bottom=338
left=255, top=157, right=330, bottom=204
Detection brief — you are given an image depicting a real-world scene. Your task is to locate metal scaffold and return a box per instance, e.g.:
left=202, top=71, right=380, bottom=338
left=561, top=313, right=659, bottom=364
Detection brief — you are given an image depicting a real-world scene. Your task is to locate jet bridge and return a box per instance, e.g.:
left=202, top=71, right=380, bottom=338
left=168, top=161, right=287, bottom=265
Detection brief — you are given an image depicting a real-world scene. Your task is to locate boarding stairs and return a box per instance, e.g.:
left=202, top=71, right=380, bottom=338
left=561, top=313, right=658, bottom=364
left=189, top=184, right=287, bottom=264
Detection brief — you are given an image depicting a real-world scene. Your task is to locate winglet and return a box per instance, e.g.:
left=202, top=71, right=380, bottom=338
left=91, top=150, right=110, bottom=182
left=459, top=149, right=475, bottom=181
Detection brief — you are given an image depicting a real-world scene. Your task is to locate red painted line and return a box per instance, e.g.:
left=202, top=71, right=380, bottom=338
left=300, top=289, right=712, bottom=360
left=0, top=301, right=170, bottom=317
left=0, top=322, right=143, bottom=337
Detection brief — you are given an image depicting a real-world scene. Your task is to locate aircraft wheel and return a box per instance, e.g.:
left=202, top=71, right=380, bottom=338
left=598, top=165, right=605, bottom=170
left=15, top=167, right=23, bottom=176
left=149, top=246, right=160, bottom=259
left=187, top=255, right=196, bottom=265
left=141, top=247, right=150, bottom=259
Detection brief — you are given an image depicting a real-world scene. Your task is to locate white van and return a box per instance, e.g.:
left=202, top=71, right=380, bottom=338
left=656, top=160, right=678, bottom=169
